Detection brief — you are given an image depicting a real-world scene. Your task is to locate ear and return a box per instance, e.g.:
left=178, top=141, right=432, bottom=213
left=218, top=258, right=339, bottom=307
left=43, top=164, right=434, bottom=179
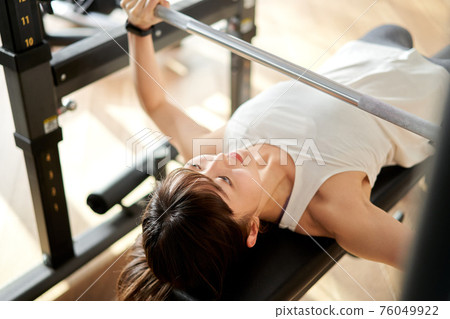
left=246, top=216, right=260, bottom=248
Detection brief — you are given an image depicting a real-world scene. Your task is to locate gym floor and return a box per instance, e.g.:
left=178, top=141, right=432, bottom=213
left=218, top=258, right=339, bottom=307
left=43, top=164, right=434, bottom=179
left=0, top=0, right=449, bottom=301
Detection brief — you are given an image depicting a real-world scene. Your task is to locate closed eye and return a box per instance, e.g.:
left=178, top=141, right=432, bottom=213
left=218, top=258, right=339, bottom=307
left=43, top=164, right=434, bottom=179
left=189, top=163, right=201, bottom=170
left=218, top=176, right=232, bottom=186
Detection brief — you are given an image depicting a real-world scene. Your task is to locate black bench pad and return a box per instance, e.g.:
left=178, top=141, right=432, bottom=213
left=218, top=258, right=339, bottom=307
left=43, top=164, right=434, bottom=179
left=172, top=158, right=432, bottom=300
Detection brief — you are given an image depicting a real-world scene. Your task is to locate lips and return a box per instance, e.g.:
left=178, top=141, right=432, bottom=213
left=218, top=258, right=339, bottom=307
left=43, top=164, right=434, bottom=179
left=228, top=152, right=243, bottom=164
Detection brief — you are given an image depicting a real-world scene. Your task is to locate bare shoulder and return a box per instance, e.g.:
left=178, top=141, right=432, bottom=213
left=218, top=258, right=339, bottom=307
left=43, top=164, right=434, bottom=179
left=295, top=171, right=371, bottom=237
left=314, top=171, right=371, bottom=202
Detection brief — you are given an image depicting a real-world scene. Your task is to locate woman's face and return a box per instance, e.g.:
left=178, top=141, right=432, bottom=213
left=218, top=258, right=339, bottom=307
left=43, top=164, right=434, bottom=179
left=184, top=150, right=263, bottom=219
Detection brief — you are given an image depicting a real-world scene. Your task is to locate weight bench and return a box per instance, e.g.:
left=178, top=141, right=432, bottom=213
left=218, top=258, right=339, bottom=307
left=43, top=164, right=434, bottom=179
left=220, top=159, right=432, bottom=301
left=87, top=142, right=432, bottom=300
left=176, top=156, right=432, bottom=300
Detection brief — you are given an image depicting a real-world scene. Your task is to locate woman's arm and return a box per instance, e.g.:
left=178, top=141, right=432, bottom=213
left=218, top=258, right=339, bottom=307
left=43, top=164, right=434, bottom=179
left=122, top=0, right=224, bottom=160
left=332, top=200, right=412, bottom=269
left=305, top=171, right=413, bottom=269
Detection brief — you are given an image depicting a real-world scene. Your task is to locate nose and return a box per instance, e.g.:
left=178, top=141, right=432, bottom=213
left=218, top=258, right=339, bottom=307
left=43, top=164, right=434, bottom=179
left=202, top=153, right=229, bottom=178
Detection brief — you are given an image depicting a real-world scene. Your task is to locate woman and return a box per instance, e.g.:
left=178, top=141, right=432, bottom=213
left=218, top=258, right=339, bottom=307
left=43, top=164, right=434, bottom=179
left=117, top=0, right=450, bottom=300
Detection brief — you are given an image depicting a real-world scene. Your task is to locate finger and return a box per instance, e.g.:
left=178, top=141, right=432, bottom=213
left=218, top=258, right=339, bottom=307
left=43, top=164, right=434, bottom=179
left=149, top=0, right=162, bottom=11
left=146, top=0, right=163, bottom=19
left=123, top=0, right=138, bottom=12
left=119, top=0, right=130, bottom=9
left=128, top=0, right=141, bottom=10
left=130, top=0, right=157, bottom=29
left=131, top=0, right=146, bottom=13
left=161, top=0, right=170, bottom=8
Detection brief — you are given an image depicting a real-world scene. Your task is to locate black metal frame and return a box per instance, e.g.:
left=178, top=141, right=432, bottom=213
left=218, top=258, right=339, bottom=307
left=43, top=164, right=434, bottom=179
left=0, top=0, right=255, bottom=300
left=402, top=90, right=450, bottom=301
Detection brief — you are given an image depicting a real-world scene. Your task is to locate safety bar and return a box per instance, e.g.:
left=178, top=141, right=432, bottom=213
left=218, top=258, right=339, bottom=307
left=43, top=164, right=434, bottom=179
left=87, top=142, right=178, bottom=214
left=155, top=6, right=440, bottom=142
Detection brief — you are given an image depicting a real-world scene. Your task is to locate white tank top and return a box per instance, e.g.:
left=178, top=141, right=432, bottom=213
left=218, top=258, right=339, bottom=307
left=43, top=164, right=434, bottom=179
left=223, top=40, right=449, bottom=232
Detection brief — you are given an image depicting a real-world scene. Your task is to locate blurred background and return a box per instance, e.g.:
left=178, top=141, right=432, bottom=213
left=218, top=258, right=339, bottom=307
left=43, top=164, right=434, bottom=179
left=0, top=0, right=449, bottom=300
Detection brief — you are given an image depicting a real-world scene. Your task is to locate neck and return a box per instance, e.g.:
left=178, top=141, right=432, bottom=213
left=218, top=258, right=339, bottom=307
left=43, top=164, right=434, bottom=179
left=253, top=144, right=295, bottom=223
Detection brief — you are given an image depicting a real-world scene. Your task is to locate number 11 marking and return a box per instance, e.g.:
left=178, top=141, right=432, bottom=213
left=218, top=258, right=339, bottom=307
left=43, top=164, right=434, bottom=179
left=21, top=15, right=30, bottom=26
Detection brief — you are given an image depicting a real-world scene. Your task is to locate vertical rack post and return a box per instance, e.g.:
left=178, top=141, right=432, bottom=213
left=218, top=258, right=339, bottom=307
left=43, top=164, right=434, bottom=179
left=402, top=92, right=450, bottom=300
left=228, top=0, right=256, bottom=113
left=0, top=0, right=74, bottom=268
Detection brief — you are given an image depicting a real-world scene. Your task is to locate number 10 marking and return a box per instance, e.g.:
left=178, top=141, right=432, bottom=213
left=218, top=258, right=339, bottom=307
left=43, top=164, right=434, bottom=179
left=25, top=37, right=34, bottom=47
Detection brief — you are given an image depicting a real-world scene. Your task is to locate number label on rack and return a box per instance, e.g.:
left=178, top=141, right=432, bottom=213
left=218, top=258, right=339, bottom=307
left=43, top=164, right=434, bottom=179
left=25, top=36, right=34, bottom=48
left=3, top=0, right=42, bottom=51
left=21, top=15, right=29, bottom=26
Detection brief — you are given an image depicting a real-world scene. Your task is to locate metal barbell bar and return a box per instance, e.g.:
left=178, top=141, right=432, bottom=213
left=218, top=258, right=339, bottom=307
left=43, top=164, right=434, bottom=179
left=155, top=5, right=440, bottom=142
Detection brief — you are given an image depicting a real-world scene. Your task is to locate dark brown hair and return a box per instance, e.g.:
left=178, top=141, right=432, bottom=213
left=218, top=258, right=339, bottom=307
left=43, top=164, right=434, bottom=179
left=116, top=168, right=249, bottom=300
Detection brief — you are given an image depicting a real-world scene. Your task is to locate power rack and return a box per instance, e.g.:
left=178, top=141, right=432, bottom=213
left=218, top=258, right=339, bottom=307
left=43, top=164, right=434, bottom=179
left=0, top=0, right=255, bottom=300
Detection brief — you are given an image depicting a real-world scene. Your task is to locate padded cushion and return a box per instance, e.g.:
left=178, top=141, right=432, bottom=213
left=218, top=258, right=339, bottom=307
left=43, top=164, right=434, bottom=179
left=171, top=158, right=432, bottom=300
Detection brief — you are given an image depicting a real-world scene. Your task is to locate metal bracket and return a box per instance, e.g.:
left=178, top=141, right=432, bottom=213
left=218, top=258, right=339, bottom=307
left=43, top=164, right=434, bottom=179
left=0, top=42, right=52, bottom=72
